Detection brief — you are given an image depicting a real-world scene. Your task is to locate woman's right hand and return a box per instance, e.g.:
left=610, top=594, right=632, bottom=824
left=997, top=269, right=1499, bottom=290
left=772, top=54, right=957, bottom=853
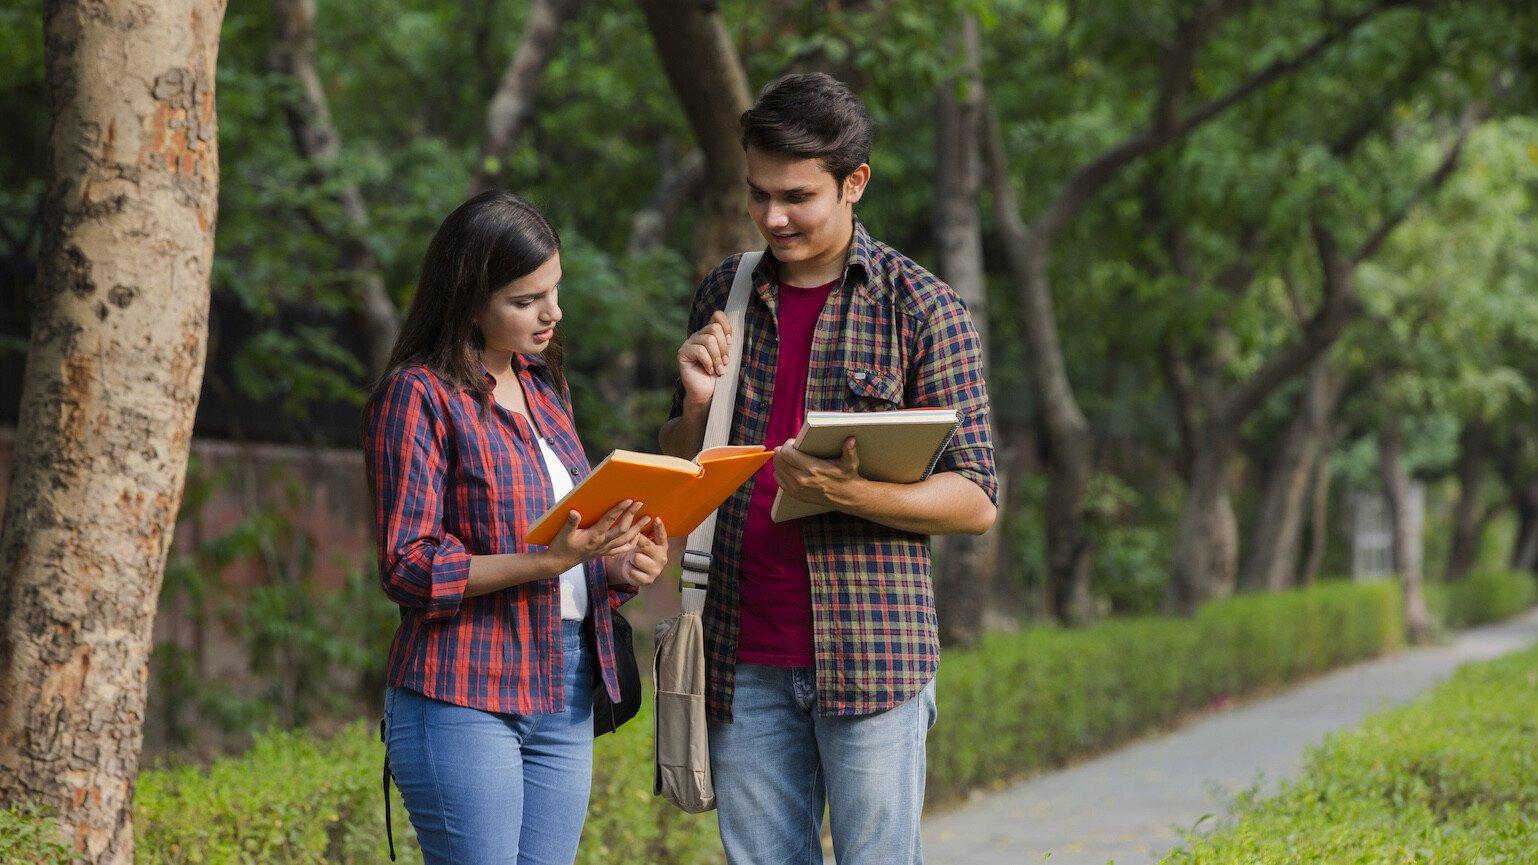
left=677, top=309, right=732, bottom=409
left=546, top=500, right=647, bottom=571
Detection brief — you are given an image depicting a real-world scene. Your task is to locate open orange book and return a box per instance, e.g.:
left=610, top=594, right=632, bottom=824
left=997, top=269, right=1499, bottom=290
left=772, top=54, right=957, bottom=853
left=523, top=446, right=773, bottom=547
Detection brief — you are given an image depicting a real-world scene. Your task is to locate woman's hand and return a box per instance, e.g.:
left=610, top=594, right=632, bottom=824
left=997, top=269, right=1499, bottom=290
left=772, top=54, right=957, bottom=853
left=677, top=309, right=731, bottom=409
left=608, top=519, right=668, bottom=589
left=546, top=500, right=646, bottom=572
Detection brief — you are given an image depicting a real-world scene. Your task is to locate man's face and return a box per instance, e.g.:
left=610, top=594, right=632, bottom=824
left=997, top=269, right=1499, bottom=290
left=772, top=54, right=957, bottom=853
left=745, top=146, right=868, bottom=274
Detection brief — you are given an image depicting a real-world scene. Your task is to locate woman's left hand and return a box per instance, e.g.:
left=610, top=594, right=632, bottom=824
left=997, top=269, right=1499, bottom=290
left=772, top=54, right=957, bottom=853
left=608, top=519, right=668, bottom=589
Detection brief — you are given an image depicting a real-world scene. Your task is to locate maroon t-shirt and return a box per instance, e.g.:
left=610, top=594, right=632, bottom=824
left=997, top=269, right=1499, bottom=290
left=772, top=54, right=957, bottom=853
left=735, top=276, right=839, bottom=667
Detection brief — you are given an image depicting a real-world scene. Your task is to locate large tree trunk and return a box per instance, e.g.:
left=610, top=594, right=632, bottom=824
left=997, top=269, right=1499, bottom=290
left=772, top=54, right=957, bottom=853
left=1511, top=478, right=1538, bottom=574
left=1167, top=434, right=1240, bottom=612
left=1444, top=418, right=1489, bottom=581
left=931, top=15, right=997, bottom=648
left=1300, top=427, right=1336, bottom=586
left=1379, top=421, right=1434, bottom=644
left=1240, top=361, right=1342, bottom=591
left=635, top=0, right=760, bottom=279
left=467, top=0, right=582, bottom=196
left=270, top=0, right=399, bottom=377
left=0, top=2, right=224, bottom=860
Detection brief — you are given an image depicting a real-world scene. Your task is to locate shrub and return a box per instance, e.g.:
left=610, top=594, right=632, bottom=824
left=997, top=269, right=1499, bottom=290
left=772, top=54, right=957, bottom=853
left=1161, top=642, right=1538, bottom=863
left=1, top=580, right=1442, bottom=861
left=928, top=580, right=1404, bottom=804
left=1425, top=568, right=1537, bottom=629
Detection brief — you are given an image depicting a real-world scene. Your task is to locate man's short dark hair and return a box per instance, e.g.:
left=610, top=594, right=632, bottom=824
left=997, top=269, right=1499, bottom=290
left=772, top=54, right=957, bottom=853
left=739, top=73, right=872, bottom=186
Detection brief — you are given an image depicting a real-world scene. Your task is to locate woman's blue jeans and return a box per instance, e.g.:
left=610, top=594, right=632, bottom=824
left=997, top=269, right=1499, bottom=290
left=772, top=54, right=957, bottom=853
left=385, top=619, right=594, bottom=865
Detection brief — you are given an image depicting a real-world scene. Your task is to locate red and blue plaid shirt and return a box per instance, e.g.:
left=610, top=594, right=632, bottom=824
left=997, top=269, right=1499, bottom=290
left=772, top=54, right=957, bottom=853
left=365, top=355, right=632, bottom=715
left=669, top=218, right=997, bottom=720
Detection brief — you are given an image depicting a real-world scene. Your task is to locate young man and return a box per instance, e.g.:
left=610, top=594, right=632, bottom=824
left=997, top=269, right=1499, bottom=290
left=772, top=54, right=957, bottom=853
left=659, top=73, right=996, bottom=865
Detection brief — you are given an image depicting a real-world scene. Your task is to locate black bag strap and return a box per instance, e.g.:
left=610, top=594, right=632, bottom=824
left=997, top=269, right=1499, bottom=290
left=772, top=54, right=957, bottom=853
left=380, top=717, right=397, bottom=861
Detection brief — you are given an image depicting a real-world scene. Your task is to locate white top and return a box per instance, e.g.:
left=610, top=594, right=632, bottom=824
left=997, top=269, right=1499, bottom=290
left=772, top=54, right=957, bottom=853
left=537, top=435, right=589, bottom=621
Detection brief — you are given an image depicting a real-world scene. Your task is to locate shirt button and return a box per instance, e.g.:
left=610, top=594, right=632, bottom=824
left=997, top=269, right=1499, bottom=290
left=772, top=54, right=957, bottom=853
left=569, top=467, right=580, bottom=477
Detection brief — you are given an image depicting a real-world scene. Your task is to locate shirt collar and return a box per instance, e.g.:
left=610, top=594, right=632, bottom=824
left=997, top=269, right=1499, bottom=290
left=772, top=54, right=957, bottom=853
left=479, top=352, right=549, bottom=384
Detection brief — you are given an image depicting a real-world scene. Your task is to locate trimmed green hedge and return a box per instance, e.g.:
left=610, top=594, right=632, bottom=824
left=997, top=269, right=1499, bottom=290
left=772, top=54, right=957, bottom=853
left=15, top=575, right=1535, bottom=862
left=928, top=579, right=1403, bottom=803
left=1161, top=641, right=1538, bottom=863
left=1426, top=568, right=1537, bottom=630
left=132, top=697, right=719, bottom=865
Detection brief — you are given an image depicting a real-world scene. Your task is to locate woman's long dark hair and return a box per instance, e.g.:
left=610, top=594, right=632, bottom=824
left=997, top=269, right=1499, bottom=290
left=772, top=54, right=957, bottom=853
left=374, top=190, right=567, bottom=408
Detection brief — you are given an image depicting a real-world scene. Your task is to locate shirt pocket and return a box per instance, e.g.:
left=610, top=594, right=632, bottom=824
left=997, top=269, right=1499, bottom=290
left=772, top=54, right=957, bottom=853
left=844, top=366, right=904, bottom=411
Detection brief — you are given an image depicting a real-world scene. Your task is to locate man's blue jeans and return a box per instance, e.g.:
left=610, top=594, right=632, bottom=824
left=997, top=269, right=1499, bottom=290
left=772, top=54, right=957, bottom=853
left=384, top=619, right=594, bottom=865
left=708, top=664, right=938, bottom=865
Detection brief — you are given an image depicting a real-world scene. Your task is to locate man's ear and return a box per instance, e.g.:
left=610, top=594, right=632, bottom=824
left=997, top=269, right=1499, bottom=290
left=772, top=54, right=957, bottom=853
left=843, top=163, right=871, bottom=204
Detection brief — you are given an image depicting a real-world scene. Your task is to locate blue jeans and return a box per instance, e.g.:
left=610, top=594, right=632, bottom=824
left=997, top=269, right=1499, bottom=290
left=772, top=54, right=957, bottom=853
left=384, top=619, right=594, bottom=865
left=708, top=664, right=938, bottom=865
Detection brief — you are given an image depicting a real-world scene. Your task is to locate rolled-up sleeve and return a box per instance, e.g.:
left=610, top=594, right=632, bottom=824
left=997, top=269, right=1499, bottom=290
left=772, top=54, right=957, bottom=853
left=365, top=371, right=471, bottom=621
left=909, top=294, right=998, bottom=504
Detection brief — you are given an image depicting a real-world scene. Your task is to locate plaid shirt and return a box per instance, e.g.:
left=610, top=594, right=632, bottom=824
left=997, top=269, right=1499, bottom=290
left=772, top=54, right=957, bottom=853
left=366, top=356, right=632, bottom=715
left=669, top=218, right=996, bottom=720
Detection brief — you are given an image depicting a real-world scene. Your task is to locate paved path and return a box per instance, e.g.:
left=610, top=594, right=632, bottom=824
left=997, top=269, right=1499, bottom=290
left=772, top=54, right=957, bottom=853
left=917, top=607, right=1538, bottom=865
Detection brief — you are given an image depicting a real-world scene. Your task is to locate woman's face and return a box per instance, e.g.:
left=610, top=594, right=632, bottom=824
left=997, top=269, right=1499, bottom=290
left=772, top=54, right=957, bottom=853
left=475, top=253, right=562, bottom=357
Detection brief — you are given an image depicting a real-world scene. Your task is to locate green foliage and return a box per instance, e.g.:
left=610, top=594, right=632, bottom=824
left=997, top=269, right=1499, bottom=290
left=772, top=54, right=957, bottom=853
left=1162, top=639, right=1538, bottom=863
left=0, top=801, right=74, bottom=865
left=131, top=702, right=720, bottom=865
left=1426, top=569, right=1538, bottom=630
left=928, top=579, right=1404, bottom=804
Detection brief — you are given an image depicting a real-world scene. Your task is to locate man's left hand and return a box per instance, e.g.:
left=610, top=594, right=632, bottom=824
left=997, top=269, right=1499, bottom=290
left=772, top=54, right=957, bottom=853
left=773, top=436, right=867, bottom=512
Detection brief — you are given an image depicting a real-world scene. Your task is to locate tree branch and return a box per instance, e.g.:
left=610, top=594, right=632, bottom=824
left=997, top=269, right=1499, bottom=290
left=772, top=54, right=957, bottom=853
left=468, top=0, right=582, bottom=195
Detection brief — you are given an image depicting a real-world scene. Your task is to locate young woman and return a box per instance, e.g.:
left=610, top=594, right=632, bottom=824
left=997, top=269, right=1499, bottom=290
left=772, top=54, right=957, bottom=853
left=365, top=191, right=667, bottom=865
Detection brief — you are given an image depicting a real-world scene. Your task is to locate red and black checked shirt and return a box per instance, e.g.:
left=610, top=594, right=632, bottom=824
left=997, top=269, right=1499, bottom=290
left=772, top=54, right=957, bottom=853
left=365, top=356, right=632, bottom=715
left=669, top=218, right=997, bottom=721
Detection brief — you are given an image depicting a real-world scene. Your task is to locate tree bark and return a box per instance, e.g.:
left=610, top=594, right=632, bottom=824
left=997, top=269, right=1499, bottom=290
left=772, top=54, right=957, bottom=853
left=0, top=2, right=224, bottom=860
left=270, top=0, right=400, bottom=377
left=1443, top=418, right=1489, bottom=581
left=931, top=15, right=997, bottom=647
left=1379, top=421, right=1434, bottom=644
left=1300, top=432, right=1335, bottom=586
left=467, top=0, right=582, bottom=196
left=635, top=0, right=760, bottom=280
left=1167, top=433, right=1241, bottom=611
left=1239, top=361, right=1343, bottom=591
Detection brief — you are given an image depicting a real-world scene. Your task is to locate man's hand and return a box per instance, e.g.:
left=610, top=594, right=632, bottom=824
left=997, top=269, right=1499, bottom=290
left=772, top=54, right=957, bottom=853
left=677, top=310, right=732, bottom=409
left=773, top=436, right=868, bottom=512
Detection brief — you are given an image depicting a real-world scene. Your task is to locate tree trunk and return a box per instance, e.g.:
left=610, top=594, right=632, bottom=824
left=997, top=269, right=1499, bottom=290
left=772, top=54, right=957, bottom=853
left=635, top=0, right=760, bottom=280
left=979, top=103, right=1095, bottom=625
left=1166, top=433, right=1240, bottom=612
left=0, top=2, right=224, bottom=860
left=1511, top=479, right=1538, bottom=574
left=930, top=15, right=996, bottom=648
left=467, top=0, right=582, bottom=195
left=1240, top=361, right=1342, bottom=591
left=1379, top=421, right=1434, bottom=644
left=1444, top=418, right=1489, bottom=581
left=1300, top=431, right=1335, bottom=586
left=270, top=0, right=399, bottom=377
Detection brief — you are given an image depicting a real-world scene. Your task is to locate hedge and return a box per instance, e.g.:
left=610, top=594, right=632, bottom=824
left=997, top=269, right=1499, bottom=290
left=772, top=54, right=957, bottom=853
left=1160, top=641, right=1538, bottom=863
left=1426, top=568, right=1537, bottom=630
left=927, top=578, right=1403, bottom=803
left=13, top=574, right=1535, bottom=862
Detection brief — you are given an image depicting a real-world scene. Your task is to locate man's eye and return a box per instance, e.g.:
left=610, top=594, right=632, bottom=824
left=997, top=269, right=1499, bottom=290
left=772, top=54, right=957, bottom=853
left=750, top=191, right=769, bottom=202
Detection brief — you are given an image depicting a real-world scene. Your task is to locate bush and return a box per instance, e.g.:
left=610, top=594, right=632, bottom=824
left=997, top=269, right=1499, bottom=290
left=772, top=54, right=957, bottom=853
left=1426, top=569, right=1537, bottom=629
left=132, top=699, right=720, bottom=864
left=1161, top=642, right=1538, bottom=863
left=0, top=580, right=1436, bottom=860
left=928, top=580, right=1404, bottom=804
left=0, top=801, right=74, bottom=865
